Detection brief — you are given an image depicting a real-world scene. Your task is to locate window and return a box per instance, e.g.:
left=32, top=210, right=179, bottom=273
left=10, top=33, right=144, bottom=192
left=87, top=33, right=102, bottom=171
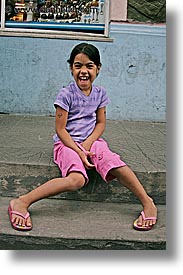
left=0, top=0, right=110, bottom=38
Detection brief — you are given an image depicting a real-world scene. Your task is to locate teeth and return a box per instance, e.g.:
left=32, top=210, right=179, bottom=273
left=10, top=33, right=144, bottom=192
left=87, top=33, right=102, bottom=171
left=79, top=76, right=89, bottom=80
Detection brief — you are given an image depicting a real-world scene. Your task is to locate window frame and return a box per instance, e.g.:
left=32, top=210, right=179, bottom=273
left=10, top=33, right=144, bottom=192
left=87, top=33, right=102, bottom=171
left=0, top=0, right=111, bottom=40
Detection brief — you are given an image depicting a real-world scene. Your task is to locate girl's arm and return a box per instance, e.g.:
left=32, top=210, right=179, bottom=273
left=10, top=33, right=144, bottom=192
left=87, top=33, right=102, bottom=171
left=55, top=106, right=94, bottom=168
left=82, top=106, right=106, bottom=151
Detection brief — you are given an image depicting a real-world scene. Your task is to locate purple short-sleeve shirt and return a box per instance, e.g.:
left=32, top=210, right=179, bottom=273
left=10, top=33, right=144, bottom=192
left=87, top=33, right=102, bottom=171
left=53, top=81, right=110, bottom=143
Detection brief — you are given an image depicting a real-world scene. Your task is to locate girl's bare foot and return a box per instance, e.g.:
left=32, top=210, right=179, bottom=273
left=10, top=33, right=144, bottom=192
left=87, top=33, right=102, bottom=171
left=9, top=198, right=32, bottom=228
left=137, top=198, right=157, bottom=227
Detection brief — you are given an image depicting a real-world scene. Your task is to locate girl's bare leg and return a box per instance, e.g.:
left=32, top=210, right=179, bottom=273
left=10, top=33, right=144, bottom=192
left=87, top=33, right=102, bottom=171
left=110, top=166, right=157, bottom=227
left=9, top=172, right=85, bottom=228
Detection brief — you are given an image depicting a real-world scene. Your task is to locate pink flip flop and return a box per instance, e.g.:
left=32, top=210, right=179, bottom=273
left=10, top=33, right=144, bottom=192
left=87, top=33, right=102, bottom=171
left=8, top=205, right=32, bottom=231
left=133, top=211, right=157, bottom=231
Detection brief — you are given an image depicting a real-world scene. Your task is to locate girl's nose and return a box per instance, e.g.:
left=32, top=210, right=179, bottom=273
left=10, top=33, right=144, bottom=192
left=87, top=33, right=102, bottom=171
left=80, top=70, right=87, bottom=75
left=80, top=65, right=88, bottom=72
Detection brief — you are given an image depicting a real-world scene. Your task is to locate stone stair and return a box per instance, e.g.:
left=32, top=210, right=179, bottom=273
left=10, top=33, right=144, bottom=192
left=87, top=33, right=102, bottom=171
left=0, top=114, right=166, bottom=250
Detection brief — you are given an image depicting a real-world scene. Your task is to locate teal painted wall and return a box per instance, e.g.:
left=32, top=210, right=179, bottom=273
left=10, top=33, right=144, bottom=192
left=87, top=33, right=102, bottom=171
left=0, top=23, right=166, bottom=121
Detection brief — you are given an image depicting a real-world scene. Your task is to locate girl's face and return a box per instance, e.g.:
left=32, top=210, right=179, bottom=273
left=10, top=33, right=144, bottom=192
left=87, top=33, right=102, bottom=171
left=70, top=53, right=100, bottom=95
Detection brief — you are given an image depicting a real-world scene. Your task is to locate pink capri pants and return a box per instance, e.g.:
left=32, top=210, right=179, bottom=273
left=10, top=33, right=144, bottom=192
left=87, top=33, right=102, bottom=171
left=54, top=138, right=126, bottom=184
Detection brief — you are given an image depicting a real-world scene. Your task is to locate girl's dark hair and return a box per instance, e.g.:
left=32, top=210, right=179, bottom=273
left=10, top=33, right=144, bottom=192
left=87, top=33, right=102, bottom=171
left=67, top=43, right=101, bottom=67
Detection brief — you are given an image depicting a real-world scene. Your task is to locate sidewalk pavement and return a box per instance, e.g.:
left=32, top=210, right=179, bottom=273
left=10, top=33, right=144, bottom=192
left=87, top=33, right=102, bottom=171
left=0, top=196, right=166, bottom=250
left=0, top=114, right=166, bottom=172
left=0, top=114, right=166, bottom=204
left=0, top=114, right=166, bottom=250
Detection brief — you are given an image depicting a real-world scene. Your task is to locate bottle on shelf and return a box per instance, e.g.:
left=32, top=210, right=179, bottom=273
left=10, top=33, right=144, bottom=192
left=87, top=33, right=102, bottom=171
left=27, top=8, right=33, bottom=21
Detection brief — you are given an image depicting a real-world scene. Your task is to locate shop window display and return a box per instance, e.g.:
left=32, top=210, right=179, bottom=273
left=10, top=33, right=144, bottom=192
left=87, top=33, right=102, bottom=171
left=2, top=0, right=109, bottom=35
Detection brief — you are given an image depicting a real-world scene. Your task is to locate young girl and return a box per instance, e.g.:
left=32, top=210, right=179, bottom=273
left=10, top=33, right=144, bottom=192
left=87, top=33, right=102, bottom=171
left=8, top=43, right=157, bottom=231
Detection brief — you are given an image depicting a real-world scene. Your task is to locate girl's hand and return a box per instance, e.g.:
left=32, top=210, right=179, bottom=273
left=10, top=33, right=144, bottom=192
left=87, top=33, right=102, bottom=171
left=81, top=140, right=92, bottom=152
left=78, top=150, right=95, bottom=169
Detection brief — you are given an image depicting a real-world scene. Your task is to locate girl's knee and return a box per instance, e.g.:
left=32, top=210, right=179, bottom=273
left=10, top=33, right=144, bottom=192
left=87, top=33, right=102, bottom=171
left=67, top=173, right=86, bottom=191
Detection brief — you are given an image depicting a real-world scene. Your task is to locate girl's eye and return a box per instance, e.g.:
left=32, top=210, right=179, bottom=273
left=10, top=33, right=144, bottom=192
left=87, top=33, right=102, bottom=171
left=74, top=65, right=81, bottom=69
left=87, top=65, right=94, bottom=69
left=73, top=63, right=95, bottom=69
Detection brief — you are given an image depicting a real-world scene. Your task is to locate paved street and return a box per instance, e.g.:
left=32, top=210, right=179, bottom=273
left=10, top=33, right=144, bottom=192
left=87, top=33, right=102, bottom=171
left=0, top=114, right=166, bottom=249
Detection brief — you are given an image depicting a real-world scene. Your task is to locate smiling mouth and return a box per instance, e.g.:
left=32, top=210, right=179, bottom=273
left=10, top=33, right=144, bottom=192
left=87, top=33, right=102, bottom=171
left=79, top=76, right=90, bottom=81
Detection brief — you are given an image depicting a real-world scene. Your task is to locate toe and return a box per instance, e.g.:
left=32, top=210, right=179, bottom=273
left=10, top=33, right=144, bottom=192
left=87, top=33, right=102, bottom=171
left=137, top=215, right=143, bottom=226
left=13, top=216, right=19, bottom=225
left=26, top=217, right=32, bottom=227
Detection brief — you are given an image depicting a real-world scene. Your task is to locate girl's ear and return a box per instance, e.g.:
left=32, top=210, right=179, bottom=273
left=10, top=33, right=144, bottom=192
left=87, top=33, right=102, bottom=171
left=96, top=64, right=101, bottom=76
left=98, top=63, right=102, bottom=70
left=70, top=65, right=73, bottom=75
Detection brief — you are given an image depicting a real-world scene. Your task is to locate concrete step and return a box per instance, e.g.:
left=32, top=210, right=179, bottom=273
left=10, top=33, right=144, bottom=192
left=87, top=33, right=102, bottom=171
left=0, top=163, right=165, bottom=205
left=0, top=114, right=166, bottom=204
left=0, top=196, right=166, bottom=250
